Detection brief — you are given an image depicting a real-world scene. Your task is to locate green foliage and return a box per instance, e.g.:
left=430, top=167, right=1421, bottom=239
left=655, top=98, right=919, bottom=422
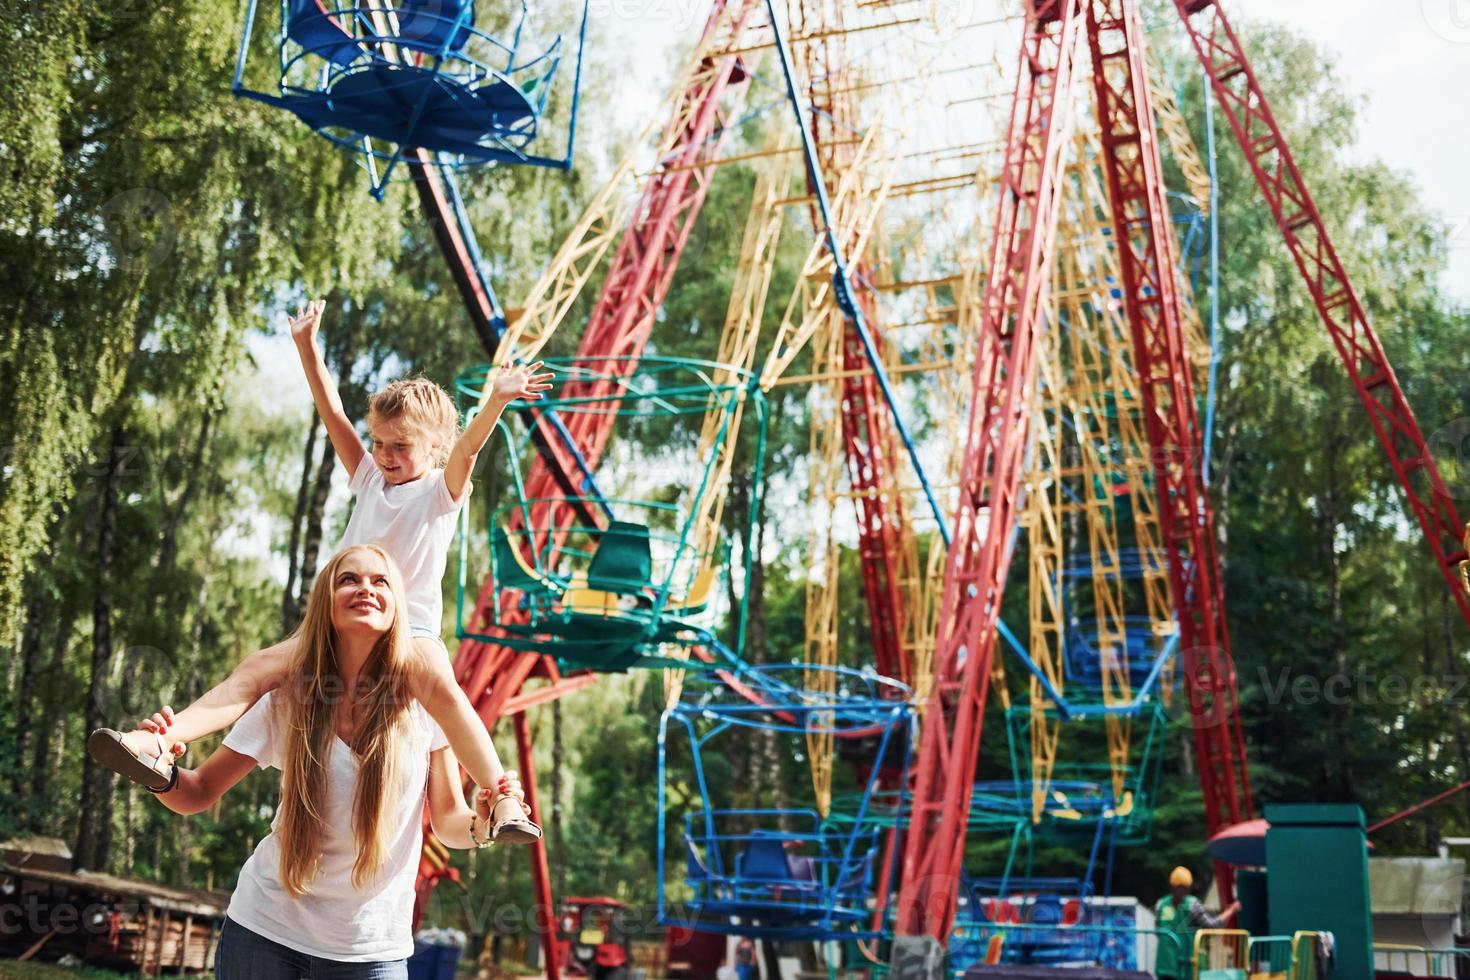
left=0, top=0, right=616, bottom=880
left=560, top=679, right=675, bottom=901
left=0, top=960, right=137, bottom=980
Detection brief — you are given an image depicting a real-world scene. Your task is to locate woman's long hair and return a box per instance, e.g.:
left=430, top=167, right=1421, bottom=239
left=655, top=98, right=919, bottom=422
left=273, top=543, right=419, bottom=896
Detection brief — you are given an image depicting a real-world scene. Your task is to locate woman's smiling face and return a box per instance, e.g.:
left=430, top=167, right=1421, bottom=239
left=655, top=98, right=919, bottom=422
left=330, top=548, right=396, bottom=636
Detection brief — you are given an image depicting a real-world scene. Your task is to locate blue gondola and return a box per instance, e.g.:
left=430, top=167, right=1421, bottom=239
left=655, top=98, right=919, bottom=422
left=951, top=875, right=1144, bottom=972
left=233, top=0, right=588, bottom=198
left=659, top=665, right=911, bottom=942
left=1062, top=615, right=1172, bottom=690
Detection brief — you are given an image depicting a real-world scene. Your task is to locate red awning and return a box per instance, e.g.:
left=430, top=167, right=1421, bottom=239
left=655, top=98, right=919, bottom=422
left=1205, top=818, right=1270, bottom=867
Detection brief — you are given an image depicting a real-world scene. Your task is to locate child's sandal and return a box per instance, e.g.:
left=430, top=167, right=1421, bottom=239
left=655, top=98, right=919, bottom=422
left=490, top=793, right=542, bottom=844
left=86, top=729, right=177, bottom=793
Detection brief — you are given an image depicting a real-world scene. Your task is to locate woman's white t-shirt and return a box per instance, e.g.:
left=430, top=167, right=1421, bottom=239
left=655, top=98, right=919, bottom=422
left=338, top=456, right=469, bottom=633
left=221, top=691, right=448, bottom=962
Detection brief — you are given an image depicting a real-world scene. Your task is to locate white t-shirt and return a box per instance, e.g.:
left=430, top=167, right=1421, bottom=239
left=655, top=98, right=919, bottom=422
left=338, top=456, right=469, bottom=633
left=221, top=691, right=449, bottom=962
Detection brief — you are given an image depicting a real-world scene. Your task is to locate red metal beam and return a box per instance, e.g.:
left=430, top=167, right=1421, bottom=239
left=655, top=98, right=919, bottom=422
left=1085, top=0, right=1249, bottom=899
left=500, top=671, right=600, bottom=715
left=894, top=0, right=1086, bottom=943
left=407, top=152, right=500, bottom=358
left=1171, top=0, right=1470, bottom=628
left=1368, top=778, right=1470, bottom=836
left=513, top=711, right=560, bottom=980
left=841, top=293, right=912, bottom=684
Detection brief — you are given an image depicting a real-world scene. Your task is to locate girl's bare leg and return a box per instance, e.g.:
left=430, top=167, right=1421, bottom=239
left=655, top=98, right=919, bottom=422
left=410, top=636, right=539, bottom=839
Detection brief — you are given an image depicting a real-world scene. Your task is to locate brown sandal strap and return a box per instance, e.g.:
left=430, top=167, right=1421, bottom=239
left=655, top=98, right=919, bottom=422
left=146, top=764, right=180, bottom=794
left=490, top=793, right=542, bottom=840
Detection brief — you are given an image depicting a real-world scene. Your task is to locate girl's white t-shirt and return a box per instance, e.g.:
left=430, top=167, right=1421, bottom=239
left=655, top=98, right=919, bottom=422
left=221, top=691, right=448, bottom=962
left=338, top=456, right=469, bottom=633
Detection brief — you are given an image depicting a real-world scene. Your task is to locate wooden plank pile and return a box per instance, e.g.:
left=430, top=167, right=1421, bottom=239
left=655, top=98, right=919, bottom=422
left=1, top=862, right=227, bottom=974
left=87, top=905, right=219, bottom=973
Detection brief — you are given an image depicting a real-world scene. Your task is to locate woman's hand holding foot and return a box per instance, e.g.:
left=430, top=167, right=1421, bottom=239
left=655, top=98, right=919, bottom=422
left=474, top=771, right=541, bottom=845
left=136, top=706, right=188, bottom=760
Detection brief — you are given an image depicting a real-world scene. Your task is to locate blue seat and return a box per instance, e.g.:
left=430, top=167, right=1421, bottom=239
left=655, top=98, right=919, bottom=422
left=788, top=855, right=816, bottom=883
left=477, top=80, right=537, bottom=125
left=1026, top=894, right=1064, bottom=926
left=373, top=63, right=500, bottom=139
left=276, top=0, right=550, bottom=165
left=288, top=0, right=362, bottom=66
left=684, top=837, right=740, bottom=913
left=737, top=838, right=797, bottom=883
left=395, top=0, right=475, bottom=53
left=317, top=64, right=502, bottom=154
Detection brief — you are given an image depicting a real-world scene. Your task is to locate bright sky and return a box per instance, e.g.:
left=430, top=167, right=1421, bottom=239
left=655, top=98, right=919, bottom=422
left=1228, top=0, right=1470, bottom=302
left=595, top=0, right=1470, bottom=297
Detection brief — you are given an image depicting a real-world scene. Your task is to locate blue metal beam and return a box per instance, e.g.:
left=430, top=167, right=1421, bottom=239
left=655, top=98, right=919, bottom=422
left=761, top=0, right=951, bottom=547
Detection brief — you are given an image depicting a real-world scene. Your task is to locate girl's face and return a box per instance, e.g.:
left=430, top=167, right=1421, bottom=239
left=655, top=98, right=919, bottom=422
left=369, top=418, right=440, bottom=485
left=331, top=550, right=397, bottom=636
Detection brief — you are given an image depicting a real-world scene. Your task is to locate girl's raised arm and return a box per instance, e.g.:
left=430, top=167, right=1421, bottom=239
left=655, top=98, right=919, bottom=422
left=290, top=300, right=366, bottom=480
left=442, top=361, right=554, bottom=502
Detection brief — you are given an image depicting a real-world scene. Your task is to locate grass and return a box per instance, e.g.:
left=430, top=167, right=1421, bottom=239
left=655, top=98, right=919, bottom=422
left=0, top=961, right=137, bottom=980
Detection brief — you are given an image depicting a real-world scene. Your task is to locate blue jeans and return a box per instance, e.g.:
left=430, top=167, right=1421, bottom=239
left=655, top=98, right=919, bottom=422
left=216, top=916, right=408, bottom=980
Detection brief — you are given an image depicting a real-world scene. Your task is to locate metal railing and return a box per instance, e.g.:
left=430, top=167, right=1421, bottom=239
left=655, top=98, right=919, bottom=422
left=1194, top=928, right=1248, bottom=977
left=1194, top=929, right=1326, bottom=979
left=945, top=921, right=1184, bottom=974
left=1373, top=942, right=1470, bottom=977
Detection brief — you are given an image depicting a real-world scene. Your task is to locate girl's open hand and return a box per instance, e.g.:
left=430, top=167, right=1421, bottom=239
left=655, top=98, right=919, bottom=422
left=287, top=299, right=326, bottom=345
left=490, top=361, right=554, bottom=405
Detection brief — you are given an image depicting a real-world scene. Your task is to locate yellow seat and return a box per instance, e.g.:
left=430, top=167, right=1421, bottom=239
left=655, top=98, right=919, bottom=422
left=664, top=567, right=718, bottom=615
left=1104, top=791, right=1134, bottom=819
left=565, top=587, right=621, bottom=616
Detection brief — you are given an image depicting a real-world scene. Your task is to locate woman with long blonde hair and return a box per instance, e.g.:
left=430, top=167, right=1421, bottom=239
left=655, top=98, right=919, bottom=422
left=153, top=543, right=527, bottom=977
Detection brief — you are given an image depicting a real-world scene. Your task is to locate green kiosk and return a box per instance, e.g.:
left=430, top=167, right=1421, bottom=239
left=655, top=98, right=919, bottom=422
left=1262, top=803, right=1375, bottom=978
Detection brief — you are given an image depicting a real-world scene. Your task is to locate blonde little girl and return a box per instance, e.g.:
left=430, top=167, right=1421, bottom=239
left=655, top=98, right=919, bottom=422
left=89, top=299, right=552, bottom=842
